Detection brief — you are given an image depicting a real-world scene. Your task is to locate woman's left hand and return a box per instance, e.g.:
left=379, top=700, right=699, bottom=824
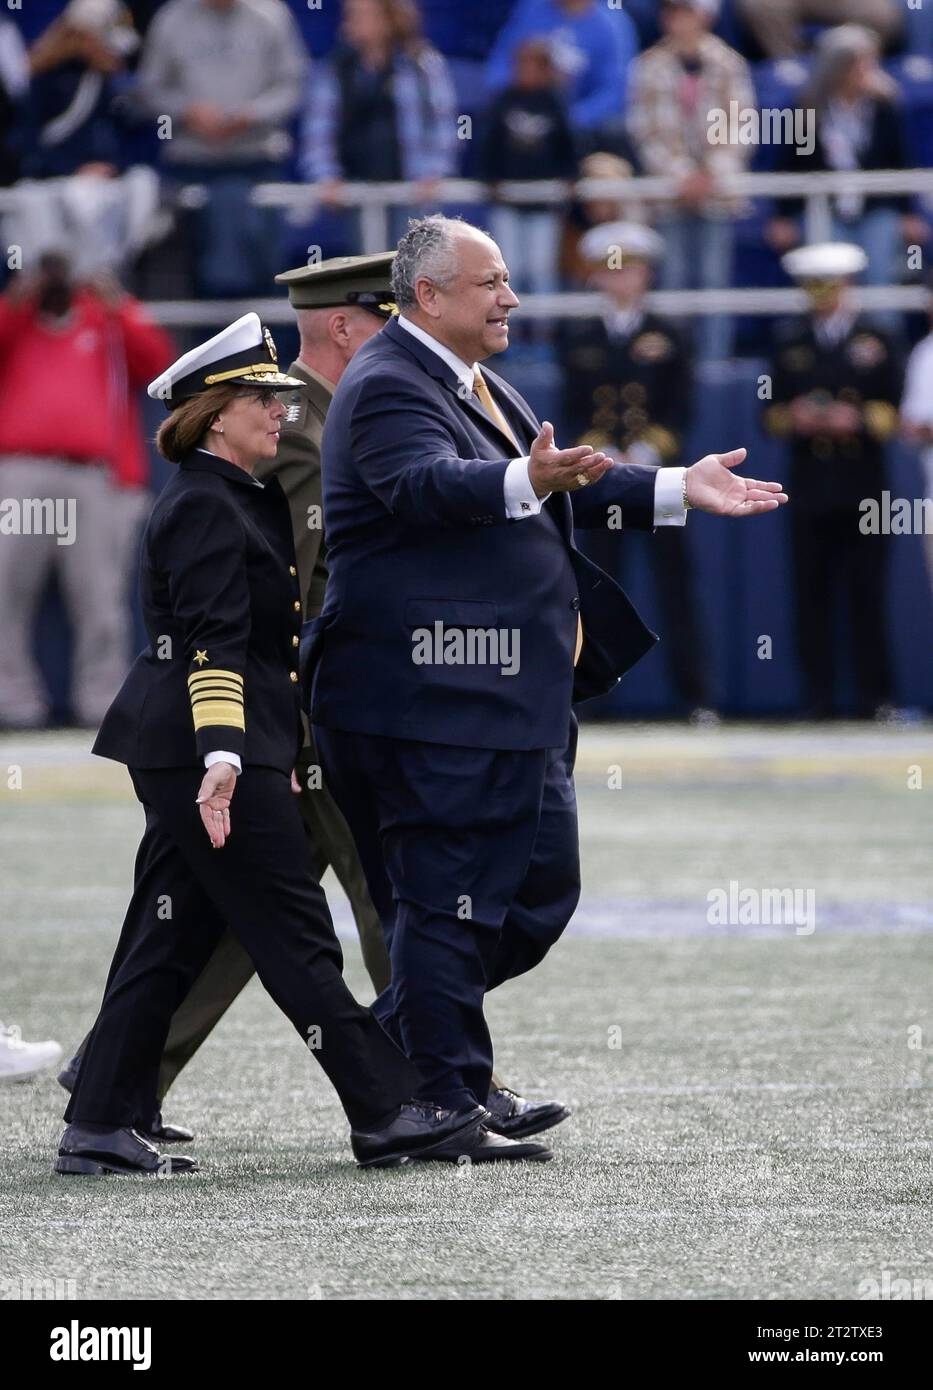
left=195, top=761, right=238, bottom=848
left=290, top=769, right=301, bottom=794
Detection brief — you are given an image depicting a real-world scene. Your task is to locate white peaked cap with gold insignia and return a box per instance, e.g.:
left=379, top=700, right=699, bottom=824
left=781, top=242, right=868, bottom=282
left=579, top=221, right=665, bottom=266
left=147, top=312, right=303, bottom=408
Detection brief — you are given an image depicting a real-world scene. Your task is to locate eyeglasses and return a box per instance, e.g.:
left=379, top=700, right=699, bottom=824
left=237, top=388, right=280, bottom=408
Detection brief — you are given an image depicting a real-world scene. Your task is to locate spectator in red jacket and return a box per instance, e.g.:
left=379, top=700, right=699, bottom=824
left=0, top=254, right=173, bottom=728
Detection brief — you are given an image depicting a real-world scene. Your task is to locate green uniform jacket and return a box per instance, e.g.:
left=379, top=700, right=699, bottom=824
left=254, top=358, right=334, bottom=620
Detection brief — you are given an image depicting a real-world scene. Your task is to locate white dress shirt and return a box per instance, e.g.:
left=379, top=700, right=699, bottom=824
left=396, top=314, right=689, bottom=526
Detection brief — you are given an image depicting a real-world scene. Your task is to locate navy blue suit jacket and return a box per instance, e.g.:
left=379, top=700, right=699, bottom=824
left=306, top=315, right=659, bottom=751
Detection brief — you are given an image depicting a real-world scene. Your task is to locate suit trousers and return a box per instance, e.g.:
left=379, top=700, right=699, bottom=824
left=64, top=765, right=419, bottom=1132
left=70, top=738, right=392, bottom=1104
left=314, top=719, right=581, bottom=1111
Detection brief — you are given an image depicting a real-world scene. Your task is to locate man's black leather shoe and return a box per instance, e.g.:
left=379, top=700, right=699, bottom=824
left=54, top=1124, right=199, bottom=1177
left=58, top=1062, right=194, bottom=1145
left=484, top=1085, right=570, bottom=1139
left=420, top=1123, right=552, bottom=1163
left=352, top=1101, right=486, bottom=1168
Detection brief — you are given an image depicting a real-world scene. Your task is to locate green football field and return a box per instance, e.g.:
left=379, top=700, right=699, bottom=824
left=1, top=724, right=931, bottom=1301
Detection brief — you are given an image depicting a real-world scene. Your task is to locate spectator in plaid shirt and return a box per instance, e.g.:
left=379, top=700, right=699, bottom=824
left=627, top=0, right=754, bottom=359
left=298, top=0, right=456, bottom=251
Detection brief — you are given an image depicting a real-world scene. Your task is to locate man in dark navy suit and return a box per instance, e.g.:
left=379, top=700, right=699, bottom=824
left=308, top=215, right=788, bottom=1163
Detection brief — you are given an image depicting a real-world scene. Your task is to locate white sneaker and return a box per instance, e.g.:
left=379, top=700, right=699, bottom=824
left=0, top=1021, right=63, bottom=1082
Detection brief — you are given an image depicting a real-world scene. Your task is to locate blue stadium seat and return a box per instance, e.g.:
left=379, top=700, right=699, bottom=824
left=420, top=0, right=516, bottom=61
left=905, top=5, right=933, bottom=56
left=888, top=56, right=933, bottom=165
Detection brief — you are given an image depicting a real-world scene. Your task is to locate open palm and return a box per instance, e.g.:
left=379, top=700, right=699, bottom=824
left=685, top=449, right=788, bottom=517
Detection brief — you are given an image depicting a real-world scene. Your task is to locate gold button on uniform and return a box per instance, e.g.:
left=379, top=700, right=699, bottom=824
left=289, top=566, right=297, bottom=576
left=293, top=601, right=301, bottom=612
left=289, top=671, right=298, bottom=683
left=292, top=635, right=299, bottom=647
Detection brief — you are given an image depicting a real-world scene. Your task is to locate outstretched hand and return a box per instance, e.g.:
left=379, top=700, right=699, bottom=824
left=685, top=449, right=788, bottom=517
left=529, top=421, right=612, bottom=497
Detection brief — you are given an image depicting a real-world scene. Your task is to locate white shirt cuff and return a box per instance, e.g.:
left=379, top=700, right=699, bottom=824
left=504, top=456, right=549, bottom=518
left=654, top=467, right=688, bottom=527
left=204, top=750, right=242, bottom=775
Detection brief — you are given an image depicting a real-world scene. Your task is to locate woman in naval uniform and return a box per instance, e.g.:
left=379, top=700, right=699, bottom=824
left=54, top=313, right=484, bottom=1176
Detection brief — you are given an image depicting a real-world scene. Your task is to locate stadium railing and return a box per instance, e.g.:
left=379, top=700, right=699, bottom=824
left=2, top=168, right=932, bottom=325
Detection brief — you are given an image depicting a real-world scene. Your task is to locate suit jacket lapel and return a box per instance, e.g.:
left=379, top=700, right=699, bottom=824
left=482, top=364, right=541, bottom=449
left=384, top=317, right=531, bottom=457
left=383, top=317, right=575, bottom=538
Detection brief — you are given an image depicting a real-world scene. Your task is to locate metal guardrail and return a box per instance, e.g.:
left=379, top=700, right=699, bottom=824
left=3, top=169, right=932, bottom=321
left=250, top=168, right=933, bottom=249
left=143, top=284, right=930, bottom=328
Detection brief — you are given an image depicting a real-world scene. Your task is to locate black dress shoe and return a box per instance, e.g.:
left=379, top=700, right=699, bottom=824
left=58, top=1062, right=194, bottom=1145
left=147, top=1111, right=194, bottom=1145
left=54, top=1124, right=199, bottom=1177
left=484, top=1085, right=571, bottom=1140
left=352, top=1101, right=486, bottom=1168
left=419, top=1123, right=552, bottom=1163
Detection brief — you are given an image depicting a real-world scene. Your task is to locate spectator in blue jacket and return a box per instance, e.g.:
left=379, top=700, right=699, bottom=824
left=484, top=0, right=639, bottom=151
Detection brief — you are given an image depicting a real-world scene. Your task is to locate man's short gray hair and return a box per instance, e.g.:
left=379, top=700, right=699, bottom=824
left=391, top=214, right=474, bottom=311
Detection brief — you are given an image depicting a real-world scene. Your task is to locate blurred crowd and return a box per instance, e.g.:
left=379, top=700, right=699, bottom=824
left=1, top=0, right=931, bottom=307
left=0, top=0, right=932, bottom=732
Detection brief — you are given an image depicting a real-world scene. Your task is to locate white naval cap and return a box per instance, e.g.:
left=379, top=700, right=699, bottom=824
left=579, top=221, right=665, bottom=266
left=781, top=242, right=868, bottom=282
left=147, top=311, right=303, bottom=408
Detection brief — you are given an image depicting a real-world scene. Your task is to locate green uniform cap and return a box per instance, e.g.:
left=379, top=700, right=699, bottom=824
left=275, top=252, right=398, bottom=317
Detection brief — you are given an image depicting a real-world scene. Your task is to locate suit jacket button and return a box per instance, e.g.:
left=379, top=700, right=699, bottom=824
left=570, top=596, right=581, bottom=610
left=292, top=635, right=300, bottom=647
left=289, top=565, right=297, bottom=577
left=289, top=671, right=298, bottom=683
left=293, top=601, right=301, bottom=612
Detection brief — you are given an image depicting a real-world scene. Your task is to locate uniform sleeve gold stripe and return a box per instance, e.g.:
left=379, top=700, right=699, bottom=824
left=191, top=700, right=246, bottom=732
left=189, top=682, right=244, bottom=699
left=188, top=668, right=243, bottom=688
left=191, top=693, right=244, bottom=710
